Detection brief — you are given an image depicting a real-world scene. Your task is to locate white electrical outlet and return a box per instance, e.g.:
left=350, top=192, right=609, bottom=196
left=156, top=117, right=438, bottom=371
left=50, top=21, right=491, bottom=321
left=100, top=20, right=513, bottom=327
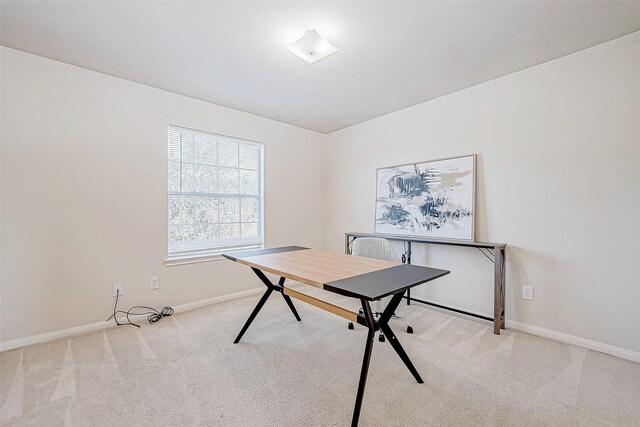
left=522, top=285, right=534, bottom=301
left=112, top=282, right=123, bottom=297
left=150, top=277, right=159, bottom=290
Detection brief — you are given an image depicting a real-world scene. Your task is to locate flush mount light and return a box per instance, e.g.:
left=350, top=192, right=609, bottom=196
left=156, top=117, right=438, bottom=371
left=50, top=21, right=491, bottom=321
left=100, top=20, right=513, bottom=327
left=287, top=29, right=338, bottom=64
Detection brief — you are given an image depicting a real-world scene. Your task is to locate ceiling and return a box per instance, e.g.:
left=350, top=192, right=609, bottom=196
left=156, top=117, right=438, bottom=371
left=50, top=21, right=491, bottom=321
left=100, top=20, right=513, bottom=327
left=2, top=1, right=639, bottom=134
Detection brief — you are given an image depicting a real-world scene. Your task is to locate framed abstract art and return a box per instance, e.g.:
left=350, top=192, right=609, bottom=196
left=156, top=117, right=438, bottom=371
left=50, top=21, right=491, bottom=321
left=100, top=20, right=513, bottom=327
left=374, top=154, right=476, bottom=241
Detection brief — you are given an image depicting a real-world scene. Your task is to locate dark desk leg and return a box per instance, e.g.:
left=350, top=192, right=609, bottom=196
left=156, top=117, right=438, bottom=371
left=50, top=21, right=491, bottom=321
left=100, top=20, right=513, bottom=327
left=278, top=277, right=301, bottom=321
left=494, top=247, right=506, bottom=334
left=351, top=293, right=424, bottom=426
left=379, top=292, right=423, bottom=383
left=281, top=294, right=301, bottom=321
left=233, top=288, right=272, bottom=344
left=233, top=269, right=300, bottom=343
left=352, top=300, right=376, bottom=427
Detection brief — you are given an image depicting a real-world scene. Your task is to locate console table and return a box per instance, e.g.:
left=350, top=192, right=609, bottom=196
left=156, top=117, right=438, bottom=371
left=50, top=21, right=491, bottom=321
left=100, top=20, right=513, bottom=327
left=345, top=232, right=506, bottom=335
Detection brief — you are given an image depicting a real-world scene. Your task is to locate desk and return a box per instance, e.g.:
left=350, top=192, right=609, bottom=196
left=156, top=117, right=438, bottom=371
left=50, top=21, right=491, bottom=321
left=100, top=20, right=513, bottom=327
left=345, top=232, right=506, bottom=335
left=223, top=246, right=449, bottom=427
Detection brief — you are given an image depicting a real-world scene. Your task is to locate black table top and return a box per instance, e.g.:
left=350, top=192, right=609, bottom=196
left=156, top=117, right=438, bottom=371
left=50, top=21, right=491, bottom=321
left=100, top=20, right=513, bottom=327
left=324, top=264, right=450, bottom=300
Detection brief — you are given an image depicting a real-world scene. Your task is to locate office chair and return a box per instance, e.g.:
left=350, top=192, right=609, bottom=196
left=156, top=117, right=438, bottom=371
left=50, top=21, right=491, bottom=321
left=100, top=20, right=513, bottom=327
left=348, top=237, right=413, bottom=342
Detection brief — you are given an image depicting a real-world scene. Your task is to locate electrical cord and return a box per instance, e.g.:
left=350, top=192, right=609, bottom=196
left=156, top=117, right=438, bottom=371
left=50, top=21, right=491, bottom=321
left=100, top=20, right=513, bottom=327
left=106, top=289, right=174, bottom=328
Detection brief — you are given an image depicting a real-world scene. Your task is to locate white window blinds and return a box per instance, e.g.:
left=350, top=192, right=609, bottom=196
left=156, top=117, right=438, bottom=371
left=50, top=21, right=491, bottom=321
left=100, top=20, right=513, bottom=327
left=168, top=126, right=263, bottom=257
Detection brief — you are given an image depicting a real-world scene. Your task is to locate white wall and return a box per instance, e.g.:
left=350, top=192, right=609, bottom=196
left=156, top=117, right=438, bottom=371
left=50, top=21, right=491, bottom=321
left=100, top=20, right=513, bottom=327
left=324, top=32, right=640, bottom=353
left=0, top=47, right=326, bottom=342
left=2, top=32, right=640, bottom=355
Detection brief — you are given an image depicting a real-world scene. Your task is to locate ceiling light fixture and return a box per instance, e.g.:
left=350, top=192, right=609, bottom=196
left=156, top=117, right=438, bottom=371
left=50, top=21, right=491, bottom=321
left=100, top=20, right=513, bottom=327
left=287, top=29, right=338, bottom=64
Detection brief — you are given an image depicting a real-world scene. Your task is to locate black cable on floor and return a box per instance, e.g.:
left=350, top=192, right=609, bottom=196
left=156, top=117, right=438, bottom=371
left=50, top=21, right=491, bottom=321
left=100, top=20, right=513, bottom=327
left=106, top=289, right=174, bottom=328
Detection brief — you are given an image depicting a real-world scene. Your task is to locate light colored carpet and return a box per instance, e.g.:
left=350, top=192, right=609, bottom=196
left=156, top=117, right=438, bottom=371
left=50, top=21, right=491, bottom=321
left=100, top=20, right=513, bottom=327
left=1, top=287, right=640, bottom=426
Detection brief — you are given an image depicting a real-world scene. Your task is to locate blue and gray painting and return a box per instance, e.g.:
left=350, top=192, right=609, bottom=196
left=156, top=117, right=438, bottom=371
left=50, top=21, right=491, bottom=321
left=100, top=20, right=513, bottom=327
left=375, top=159, right=474, bottom=239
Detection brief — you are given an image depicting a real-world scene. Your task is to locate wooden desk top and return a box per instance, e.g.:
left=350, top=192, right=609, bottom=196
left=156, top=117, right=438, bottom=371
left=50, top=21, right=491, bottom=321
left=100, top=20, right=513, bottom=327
left=223, top=246, right=449, bottom=301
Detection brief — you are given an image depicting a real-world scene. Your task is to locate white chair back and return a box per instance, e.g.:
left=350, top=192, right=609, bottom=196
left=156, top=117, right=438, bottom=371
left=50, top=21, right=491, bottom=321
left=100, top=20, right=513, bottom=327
left=351, top=237, right=400, bottom=262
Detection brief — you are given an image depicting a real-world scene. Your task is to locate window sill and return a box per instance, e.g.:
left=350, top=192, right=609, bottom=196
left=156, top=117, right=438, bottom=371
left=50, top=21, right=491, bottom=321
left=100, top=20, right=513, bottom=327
left=164, top=245, right=263, bottom=267
left=164, top=254, right=225, bottom=267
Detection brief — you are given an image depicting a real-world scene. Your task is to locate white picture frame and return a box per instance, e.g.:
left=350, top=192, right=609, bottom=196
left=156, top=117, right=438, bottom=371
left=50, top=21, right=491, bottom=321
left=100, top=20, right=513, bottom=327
left=374, top=154, right=476, bottom=241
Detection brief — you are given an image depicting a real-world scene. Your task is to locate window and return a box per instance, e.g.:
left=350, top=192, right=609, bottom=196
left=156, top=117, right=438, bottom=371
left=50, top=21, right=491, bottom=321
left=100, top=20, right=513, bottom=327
left=168, top=126, right=263, bottom=258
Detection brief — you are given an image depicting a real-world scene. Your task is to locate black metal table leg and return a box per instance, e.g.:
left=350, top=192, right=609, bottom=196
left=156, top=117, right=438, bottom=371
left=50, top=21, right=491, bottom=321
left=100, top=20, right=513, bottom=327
left=351, top=300, right=376, bottom=427
left=379, top=323, right=423, bottom=383
left=233, top=287, right=273, bottom=344
left=233, top=269, right=301, bottom=343
left=350, top=292, right=424, bottom=426
left=282, top=294, right=301, bottom=321
left=276, top=277, right=301, bottom=321
left=378, top=292, right=424, bottom=383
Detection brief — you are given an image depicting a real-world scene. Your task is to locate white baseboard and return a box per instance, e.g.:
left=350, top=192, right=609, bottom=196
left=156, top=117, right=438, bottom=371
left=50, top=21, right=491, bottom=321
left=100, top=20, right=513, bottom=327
left=3, top=288, right=638, bottom=364
left=409, top=297, right=640, bottom=363
left=0, top=287, right=263, bottom=352
left=506, top=319, right=640, bottom=363
left=171, top=287, right=263, bottom=313
left=0, top=319, right=118, bottom=353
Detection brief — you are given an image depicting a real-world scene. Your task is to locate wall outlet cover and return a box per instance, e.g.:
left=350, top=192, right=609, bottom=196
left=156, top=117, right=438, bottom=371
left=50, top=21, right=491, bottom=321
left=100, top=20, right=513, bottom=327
left=150, top=277, right=159, bottom=290
left=112, top=282, right=123, bottom=297
left=522, top=285, right=534, bottom=301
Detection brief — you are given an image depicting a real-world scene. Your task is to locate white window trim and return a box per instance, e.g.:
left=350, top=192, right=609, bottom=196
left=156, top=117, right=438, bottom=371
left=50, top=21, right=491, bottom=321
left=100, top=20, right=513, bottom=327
left=164, top=243, right=264, bottom=267
left=167, top=125, right=264, bottom=262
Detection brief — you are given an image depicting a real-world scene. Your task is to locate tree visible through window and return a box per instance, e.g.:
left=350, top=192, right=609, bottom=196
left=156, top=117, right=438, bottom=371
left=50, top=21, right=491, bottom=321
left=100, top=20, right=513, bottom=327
left=168, top=126, right=263, bottom=257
